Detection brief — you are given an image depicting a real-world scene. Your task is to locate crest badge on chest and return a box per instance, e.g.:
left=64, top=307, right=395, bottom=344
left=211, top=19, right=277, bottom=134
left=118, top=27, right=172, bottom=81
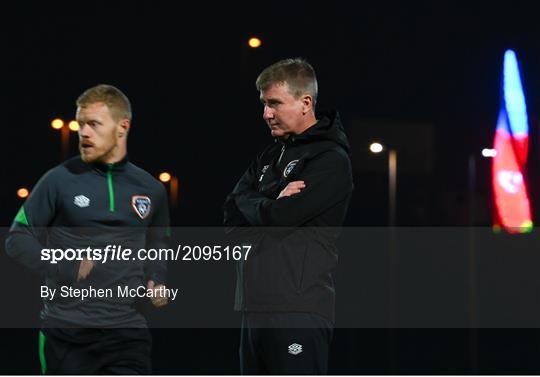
left=132, top=195, right=151, bottom=219
left=283, top=160, right=299, bottom=178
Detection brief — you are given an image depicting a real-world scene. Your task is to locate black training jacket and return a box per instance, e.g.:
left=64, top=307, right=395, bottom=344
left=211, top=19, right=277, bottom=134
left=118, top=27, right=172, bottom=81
left=224, top=109, right=353, bottom=322
left=5, top=156, right=169, bottom=327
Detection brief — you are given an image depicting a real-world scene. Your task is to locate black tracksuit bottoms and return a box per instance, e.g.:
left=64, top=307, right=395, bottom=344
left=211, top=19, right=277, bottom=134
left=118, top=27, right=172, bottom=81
left=39, top=326, right=152, bottom=375
left=240, top=312, right=333, bottom=375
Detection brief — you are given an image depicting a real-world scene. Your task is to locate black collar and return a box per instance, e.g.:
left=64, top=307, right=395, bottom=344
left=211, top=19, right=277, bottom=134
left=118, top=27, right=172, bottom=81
left=90, top=155, right=129, bottom=173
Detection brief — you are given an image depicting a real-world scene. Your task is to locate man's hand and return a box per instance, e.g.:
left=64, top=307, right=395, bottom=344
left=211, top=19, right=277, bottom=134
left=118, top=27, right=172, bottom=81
left=147, top=280, right=168, bottom=308
left=77, top=258, right=95, bottom=282
left=277, top=181, right=306, bottom=199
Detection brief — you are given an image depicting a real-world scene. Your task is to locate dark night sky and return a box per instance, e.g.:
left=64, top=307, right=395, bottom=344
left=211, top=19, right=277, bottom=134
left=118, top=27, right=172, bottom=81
left=2, top=1, right=540, bottom=226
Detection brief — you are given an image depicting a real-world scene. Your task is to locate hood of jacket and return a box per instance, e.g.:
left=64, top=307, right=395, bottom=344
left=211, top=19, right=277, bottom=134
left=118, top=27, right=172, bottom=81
left=285, top=109, right=351, bottom=154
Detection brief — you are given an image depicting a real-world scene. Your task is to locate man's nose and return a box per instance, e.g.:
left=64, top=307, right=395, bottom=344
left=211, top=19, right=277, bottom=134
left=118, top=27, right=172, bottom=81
left=78, top=123, right=89, bottom=138
left=263, top=106, right=274, bottom=120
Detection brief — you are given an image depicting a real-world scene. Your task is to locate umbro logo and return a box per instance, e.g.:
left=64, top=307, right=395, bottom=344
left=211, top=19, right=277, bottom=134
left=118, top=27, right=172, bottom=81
left=288, top=343, right=303, bottom=355
left=74, top=195, right=90, bottom=208
left=259, top=165, right=270, bottom=182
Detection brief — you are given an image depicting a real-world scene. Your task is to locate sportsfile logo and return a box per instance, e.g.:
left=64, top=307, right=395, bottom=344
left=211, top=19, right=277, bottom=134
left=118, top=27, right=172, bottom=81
left=41, top=244, right=253, bottom=264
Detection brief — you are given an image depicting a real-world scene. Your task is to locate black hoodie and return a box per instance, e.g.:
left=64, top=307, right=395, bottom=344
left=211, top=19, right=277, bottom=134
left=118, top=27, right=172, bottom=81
left=224, top=110, right=353, bottom=322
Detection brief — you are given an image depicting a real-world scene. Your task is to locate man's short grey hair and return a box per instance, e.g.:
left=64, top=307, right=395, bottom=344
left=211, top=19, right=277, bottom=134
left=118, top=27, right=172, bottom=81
left=256, top=58, right=318, bottom=107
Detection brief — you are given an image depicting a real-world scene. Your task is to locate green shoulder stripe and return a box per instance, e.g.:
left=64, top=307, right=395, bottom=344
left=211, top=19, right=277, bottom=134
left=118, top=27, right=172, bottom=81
left=38, top=331, right=47, bottom=374
left=14, top=207, right=29, bottom=226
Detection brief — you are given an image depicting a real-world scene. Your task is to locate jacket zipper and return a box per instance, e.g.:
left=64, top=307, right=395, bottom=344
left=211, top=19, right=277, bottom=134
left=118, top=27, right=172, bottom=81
left=107, top=164, right=115, bottom=212
left=277, top=144, right=286, bottom=164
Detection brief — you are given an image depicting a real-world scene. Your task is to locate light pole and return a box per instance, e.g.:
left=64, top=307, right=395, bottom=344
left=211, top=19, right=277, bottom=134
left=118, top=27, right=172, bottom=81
left=388, top=149, right=397, bottom=227
left=369, top=142, right=397, bottom=226
left=467, top=152, right=478, bottom=373
left=159, top=172, right=179, bottom=208
left=51, top=118, right=79, bottom=161
left=466, top=148, right=496, bottom=372
left=370, top=141, right=398, bottom=372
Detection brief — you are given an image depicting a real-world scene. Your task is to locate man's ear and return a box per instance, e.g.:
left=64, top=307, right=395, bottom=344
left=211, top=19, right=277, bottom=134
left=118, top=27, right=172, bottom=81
left=118, top=119, right=130, bottom=138
left=302, top=95, right=313, bottom=115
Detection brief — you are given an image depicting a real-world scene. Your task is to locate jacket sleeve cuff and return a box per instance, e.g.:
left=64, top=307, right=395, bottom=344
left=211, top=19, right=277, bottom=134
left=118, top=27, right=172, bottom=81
left=48, top=261, right=79, bottom=285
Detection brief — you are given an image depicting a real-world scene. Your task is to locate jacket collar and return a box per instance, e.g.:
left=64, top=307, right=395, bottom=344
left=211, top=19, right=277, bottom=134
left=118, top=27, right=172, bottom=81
left=90, top=154, right=129, bottom=173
